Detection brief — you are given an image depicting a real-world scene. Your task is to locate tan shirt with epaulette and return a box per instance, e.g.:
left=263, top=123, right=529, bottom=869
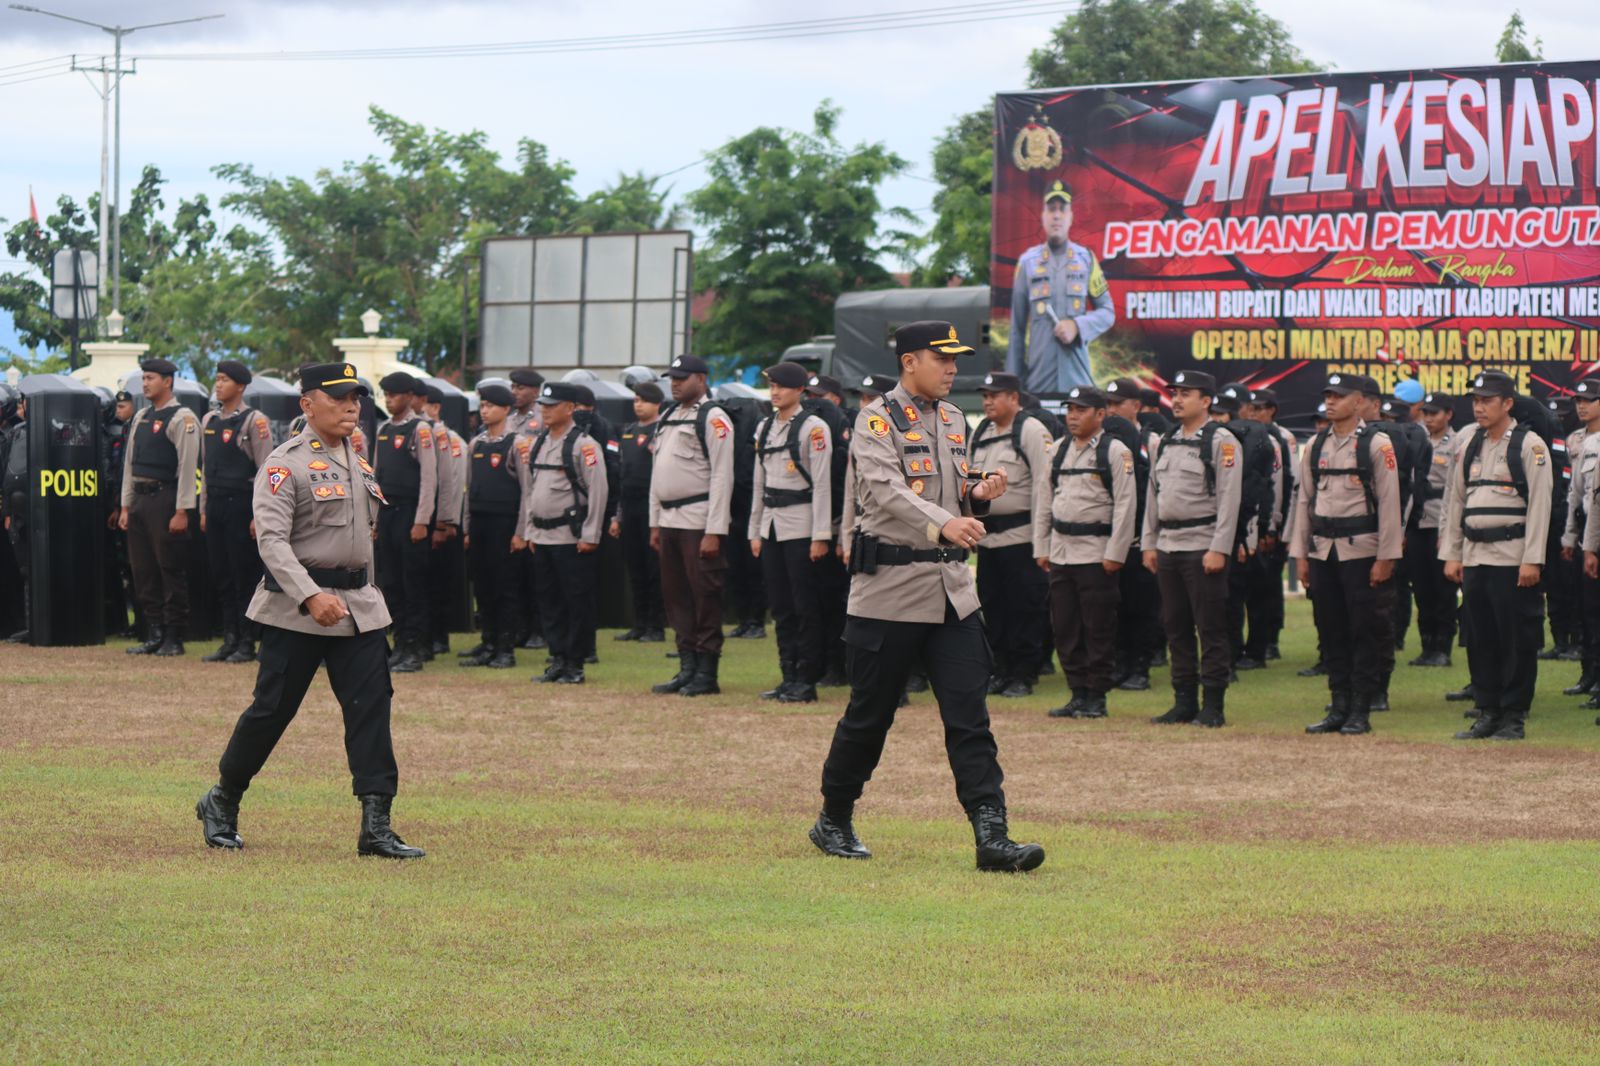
left=1440, top=420, right=1552, bottom=567
left=245, top=430, right=389, bottom=636
left=1140, top=418, right=1243, bottom=554
left=970, top=414, right=1052, bottom=549
left=431, top=422, right=467, bottom=527
left=846, top=383, right=989, bottom=623
left=518, top=424, right=609, bottom=547
left=1288, top=423, right=1403, bottom=562
left=1565, top=427, right=1597, bottom=548
left=748, top=410, right=833, bottom=543
left=199, top=405, right=276, bottom=510
left=121, top=403, right=202, bottom=510
left=1033, top=430, right=1137, bottom=565
left=1419, top=427, right=1454, bottom=531
left=648, top=397, right=734, bottom=535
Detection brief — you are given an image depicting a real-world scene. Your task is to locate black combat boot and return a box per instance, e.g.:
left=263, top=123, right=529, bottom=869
left=225, top=638, right=257, bottom=664
left=556, top=659, right=586, bottom=684
left=680, top=652, right=721, bottom=697
left=1490, top=709, right=1526, bottom=740
left=486, top=641, right=516, bottom=669
left=761, top=658, right=796, bottom=701
left=521, top=631, right=547, bottom=650
left=357, top=794, right=425, bottom=859
left=1565, top=660, right=1598, bottom=696
left=195, top=783, right=244, bottom=849
left=1265, top=643, right=1281, bottom=661
left=1306, top=691, right=1351, bottom=734
left=809, top=805, right=871, bottom=859
left=614, top=626, right=645, bottom=642
left=1444, top=683, right=1475, bottom=702
left=1339, top=693, right=1373, bottom=735
left=390, top=641, right=424, bottom=674
left=639, top=627, right=665, bottom=643
left=154, top=626, right=186, bottom=657
left=203, top=629, right=239, bottom=663
left=459, top=643, right=494, bottom=667
left=1151, top=684, right=1199, bottom=725
left=1585, top=688, right=1600, bottom=710
left=1075, top=691, right=1109, bottom=719
left=1296, top=659, right=1327, bottom=677
left=1369, top=690, right=1390, bottom=712
left=1117, top=658, right=1151, bottom=691
left=126, top=624, right=164, bottom=655
left=1455, top=709, right=1501, bottom=739
left=905, top=672, right=929, bottom=693
left=970, top=805, right=1045, bottom=872
left=1000, top=677, right=1034, bottom=697
left=457, top=639, right=490, bottom=658
left=1198, top=685, right=1227, bottom=728
left=532, top=658, right=568, bottom=683
left=652, top=651, right=698, bottom=694
left=1048, top=690, right=1087, bottom=718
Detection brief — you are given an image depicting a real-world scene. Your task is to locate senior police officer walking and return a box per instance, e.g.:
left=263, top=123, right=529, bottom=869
left=650, top=355, right=736, bottom=698
left=1005, top=180, right=1115, bottom=394
left=1143, top=371, right=1243, bottom=728
left=1292, top=374, right=1403, bottom=736
left=1035, top=386, right=1137, bottom=720
left=195, top=362, right=423, bottom=859
left=1444, top=370, right=1552, bottom=741
left=200, top=360, right=275, bottom=664
left=516, top=382, right=609, bottom=685
left=748, top=361, right=834, bottom=704
left=373, top=372, right=438, bottom=673
left=121, top=358, right=202, bottom=657
left=811, top=320, right=1044, bottom=872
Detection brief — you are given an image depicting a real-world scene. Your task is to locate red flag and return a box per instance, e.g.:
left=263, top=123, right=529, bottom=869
left=28, top=186, right=39, bottom=232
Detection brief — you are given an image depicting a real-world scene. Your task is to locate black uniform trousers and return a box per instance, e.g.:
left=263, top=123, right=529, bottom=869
left=761, top=534, right=824, bottom=682
left=1308, top=548, right=1395, bottom=698
left=1404, top=526, right=1456, bottom=648
left=529, top=542, right=598, bottom=664
left=658, top=527, right=726, bottom=655
left=1581, top=562, right=1600, bottom=663
left=976, top=542, right=1049, bottom=683
left=1156, top=550, right=1231, bottom=688
left=375, top=500, right=431, bottom=651
left=468, top=511, right=522, bottom=649
left=1226, top=550, right=1266, bottom=660
left=1049, top=562, right=1120, bottom=694
left=205, top=488, right=262, bottom=641
left=1391, top=546, right=1414, bottom=650
left=6, top=512, right=28, bottom=631
left=427, top=532, right=465, bottom=648
left=1544, top=521, right=1580, bottom=646
left=1117, top=543, right=1162, bottom=669
left=619, top=497, right=664, bottom=629
left=821, top=601, right=1005, bottom=813
left=1462, top=565, right=1543, bottom=715
left=815, top=549, right=850, bottom=676
left=127, top=482, right=190, bottom=628
left=1248, top=541, right=1288, bottom=652
left=217, top=624, right=399, bottom=796
left=518, top=550, right=543, bottom=640
left=725, top=487, right=766, bottom=626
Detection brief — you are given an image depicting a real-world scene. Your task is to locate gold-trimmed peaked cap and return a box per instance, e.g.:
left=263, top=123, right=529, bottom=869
left=1044, top=179, right=1072, bottom=206
left=894, top=320, right=974, bottom=357
left=301, top=362, right=369, bottom=399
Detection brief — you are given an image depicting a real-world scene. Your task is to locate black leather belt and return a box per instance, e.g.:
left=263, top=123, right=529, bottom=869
left=981, top=511, right=1030, bottom=533
left=1053, top=519, right=1112, bottom=536
left=132, top=480, right=168, bottom=495
left=264, top=566, right=368, bottom=592
left=874, top=544, right=969, bottom=565
left=1463, top=523, right=1526, bottom=543
left=530, top=515, right=571, bottom=530
left=660, top=493, right=710, bottom=510
left=763, top=488, right=811, bottom=509
left=1311, top=514, right=1379, bottom=537
left=1158, top=515, right=1216, bottom=530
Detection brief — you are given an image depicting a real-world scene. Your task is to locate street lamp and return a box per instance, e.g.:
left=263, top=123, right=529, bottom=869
left=8, top=4, right=224, bottom=321
left=105, top=308, right=123, bottom=339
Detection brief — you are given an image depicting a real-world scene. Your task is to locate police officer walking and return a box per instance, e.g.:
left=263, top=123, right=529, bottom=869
left=120, top=358, right=202, bottom=657
left=1143, top=371, right=1243, bottom=727
left=1006, top=180, right=1116, bottom=394
left=195, top=362, right=423, bottom=859
left=373, top=372, right=438, bottom=673
left=1292, top=374, right=1403, bottom=736
left=1408, top=392, right=1457, bottom=667
left=459, top=383, right=524, bottom=669
left=650, top=355, right=736, bottom=698
left=1035, top=386, right=1137, bottom=719
left=612, top=381, right=666, bottom=642
left=199, top=360, right=274, bottom=664
left=1443, top=370, right=1553, bottom=740
left=811, top=321, right=1044, bottom=872
left=748, top=361, right=834, bottom=703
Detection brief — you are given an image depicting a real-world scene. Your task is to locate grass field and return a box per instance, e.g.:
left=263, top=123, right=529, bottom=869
left=5, top=598, right=1600, bottom=1063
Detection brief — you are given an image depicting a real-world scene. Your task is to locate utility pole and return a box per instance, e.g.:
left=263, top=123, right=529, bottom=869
left=69, top=54, right=133, bottom=335
left=11, top=5, right=224, bottom=326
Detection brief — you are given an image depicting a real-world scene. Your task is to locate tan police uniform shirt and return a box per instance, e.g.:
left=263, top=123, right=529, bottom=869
left=1288, top=423, right=1403, bottom=562
left=1033, top=430, right=1137, bottom=565
left=431, top=422, right=466, bottom=527
left=507, top=407, right=542, bottom=436
left=1140, top=418, right=1243, bottom=554
left=1564, top=426, right=1597, bottom=548
left=846, top=383, right=989, bottom=624
left=1419, top=428, right=1454, bottom=532
left=373, top=411, right=438, bottom=527
left=970, top=414, right=1052, bottom=549
left=1267, top=422, right=1295, bottom=537
left=199, top=405, right=275, bottom=510
left=1440, top=420, right=1552, bottom=567
left=648, top=397, right=734, bottom=535
left=120, top=403, right=202, bottom=510
left=245, top=429, right=388, bottom=636
left=518, top=424, right=609, bottom=547
left=748, top=409, right=833, bottom=543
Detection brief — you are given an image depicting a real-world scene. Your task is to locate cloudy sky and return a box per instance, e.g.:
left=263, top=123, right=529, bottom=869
left=1, top=0, right=1596, bottom=351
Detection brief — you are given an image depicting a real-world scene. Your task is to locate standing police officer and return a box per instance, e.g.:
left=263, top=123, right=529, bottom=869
left=812, top=320, right=1044, bottom=872
left=1565, top=382, right=1600, bottom=702
left=1006, top=180, right=1116, bottom=394
left=200, top=360, right=274, bottom=664
left=1143, top=371, right=1243, bottom=728
left=517, top=382, right=609, bottom=685
left=421, top=384, right=466, bottom=660
left=1101, top=377, right=1160, bottom=689
left=460, top=383, right=524, bottom=669
left=1408, top=392, right=1458, bottom=667
left=120, top=358, right=202, bottom=657
left=1443, top=370, right=1552, bottom=741
left=1292, top=374, right=1403, bottom=736
left=0, top=390, right=27, bottom=642
left=650, top=355, right=735, bottom=698
left=612, top=381, right=666, bottom=642
left=1246, top=387, right=1296, bottom=660
left=749, top=361, right=834, bottom=704
left=195, top=362, right=423, bottom=859
left=373, top=372, right=438, bottom=673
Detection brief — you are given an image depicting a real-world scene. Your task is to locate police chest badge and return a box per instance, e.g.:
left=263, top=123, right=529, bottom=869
left=910, top=478, right=926, bottom=496
left=393, top=435, right=406, bottom=450
left=905, top=431, right=923, bottom=442
left=489, top=453, right=502, bottom=469
left=314, top=485, right=336, bottom=500
left=308, top=460, right=330, bottom=471
left=151, top=421, right=164, bottom=435
left=265, top=466, right=290, bottom=494
left=221, top=429, right=234, bottom=445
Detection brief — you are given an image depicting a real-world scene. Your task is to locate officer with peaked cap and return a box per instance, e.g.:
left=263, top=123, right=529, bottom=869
left=196, top=361, right=423, bottom=859
left=812, top=320, right=1044, bottom=872
left=200, top=360, right=275, bottom=665
left=1445, top=370, right=1552, bottom=740
left=120, top=357, right=202, bottom=657
left=1006, top=180, right=1115, bottom=394
left=373, top=371, right=438, bottom=672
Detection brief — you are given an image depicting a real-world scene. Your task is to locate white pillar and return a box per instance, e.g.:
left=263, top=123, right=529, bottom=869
left=73, top=340, right=150, bottom=392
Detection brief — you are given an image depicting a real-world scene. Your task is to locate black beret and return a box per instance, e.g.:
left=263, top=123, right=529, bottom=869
left=379, top=371, right=419, bottom=395
left=763, top=362, right=811, bottom=389
left=477, top=383, right=514, bottom=407
left=632, top=381, right=665, bottom=404
left=215, top=359, right=252, bottom=386
left=114, top=389, right=133, bottom=403
left=422, top=384, right=445, bottom=405
left=299, top=362, right=368, bottom=399
left=509, top=368, right=545, bottom=388
left=140, top=358, right=178, bottom=377
left=571, top=384, right=596, bottom=406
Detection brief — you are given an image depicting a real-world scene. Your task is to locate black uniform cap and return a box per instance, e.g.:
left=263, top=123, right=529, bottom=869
left=1419, top=391, right=1455, bottom=411
left=537, top=382, right=583, bottom=406
left=806, top=373, right=844, bottom=397
left=1138, top=387, right=1164, bottom=407
left=631, top=381, right=664, bottom=404
left=1044, top=179, right=1072, bottom=206
left=979, top=372, right=1023, bottom=394
left=1210, top=393, right=1241, bottom=415
left=894, top=320, right=974, bottom=357
left=140, top=358, right=178, bottom=378
left=1322, top=372, right=1377, bottom=397
left=1573, top=381, right=1600, bottom=400
left=763, top=362, right=811, bottom=389
left=301, top=362, right=369, bottom=399
left=666, top=354, right=710, bottom=379
left=1546, top=395, right=1574, bottom=416
left=1469, top=370, right=1517, bottom=399
left=509, top=368, right=545, bottom=388
left=1170, top=370, right=1216, bottom=395
left=114, top=389, right=133, bottom=403
left=378, top=371, right=419, bottom=395
left=1250, top=387, right=1279, bottom=408
left=215, top=359, right=252, bottom=386
left=478, top=383, right=514, bottom=407
left=572, top=384, right=596, bottom=407
left=1064, top=386, right=1107, bottom=409
left=1103, top=377, right=1142, bottom=400
left=851, top=373, right=898, bottom=395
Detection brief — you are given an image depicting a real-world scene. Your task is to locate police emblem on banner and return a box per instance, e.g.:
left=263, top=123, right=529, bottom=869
left=1011, top=107, right=1063, bottom=171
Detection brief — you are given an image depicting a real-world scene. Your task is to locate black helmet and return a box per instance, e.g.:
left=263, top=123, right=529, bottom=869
left=91, top=385, right=115, bottom=421
left=0, top=383, right=17, bottom=424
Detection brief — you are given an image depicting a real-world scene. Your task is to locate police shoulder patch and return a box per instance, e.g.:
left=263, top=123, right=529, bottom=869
left=1533, top=445, right=1548, bottom=466
left=866, top=415, right=889, bottom=438
left=711, top=417, right=730, bottom=440
left=582, top=444, right=597, bottom=467
left=417, top=424, right=433, bottom=447
left=265, top=466, right=290, bottom=494
left=1220, top=443, right=1237, bottom=468
left=1380, top=444, right=1396, bottom=470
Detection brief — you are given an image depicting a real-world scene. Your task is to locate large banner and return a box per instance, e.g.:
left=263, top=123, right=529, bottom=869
left=994, top=63, right=1600, bottom=424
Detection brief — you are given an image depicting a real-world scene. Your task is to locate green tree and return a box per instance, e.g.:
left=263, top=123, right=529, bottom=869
left=1027, top=0, right=1320, bottom=88
left=571, top=171, right=683, bottom=234
left=914, top=105, right=993, bottom=287
left=1495, top=11, right=1543, bottom=63
left=688, top=101, right=915, bottom=366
